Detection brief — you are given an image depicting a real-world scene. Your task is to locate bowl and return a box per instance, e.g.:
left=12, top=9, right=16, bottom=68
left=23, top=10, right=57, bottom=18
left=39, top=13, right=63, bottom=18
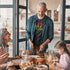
left=36, top=65, right=48, bottom=70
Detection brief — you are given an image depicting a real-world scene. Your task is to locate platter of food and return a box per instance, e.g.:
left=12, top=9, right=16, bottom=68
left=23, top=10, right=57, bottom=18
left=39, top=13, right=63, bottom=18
left=27, top=55, right=39, bottom=59
left=36, top=65, right=48, bottom=70
left=12, top=55, right=49, bottom=70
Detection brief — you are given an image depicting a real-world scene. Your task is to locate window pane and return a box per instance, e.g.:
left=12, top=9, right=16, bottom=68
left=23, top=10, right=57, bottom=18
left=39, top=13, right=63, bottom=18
left=0, top=8, right=13, bottom=57
left=19, top=0, right=26, bottom=6
left=66, top=0, right=70, bottom=5
left=65, top=9, right=70, bottom=40
left=0, top=0, right=13, bottom=5
left=19, top=9, right=26, bottom=39
left=19, top=42, right=26, bottom=56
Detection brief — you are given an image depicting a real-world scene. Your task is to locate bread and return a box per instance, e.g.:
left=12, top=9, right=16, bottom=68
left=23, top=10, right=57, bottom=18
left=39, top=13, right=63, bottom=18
left=27, top=57, right=37, bottom=64
left=14, top=62, right=20, bottom=65
left=37, top=58, right=46, bottom=64
left=29, top=57, right=37, bottom=62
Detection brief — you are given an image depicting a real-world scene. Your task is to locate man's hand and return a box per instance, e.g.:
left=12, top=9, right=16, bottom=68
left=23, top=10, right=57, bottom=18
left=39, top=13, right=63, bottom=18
left=39, top=39, right=50, bottom=51
left=30, top=42, right=34, bottom=50
left=39, top=44, right=45, bottom=51
left=29, top=39, right=34, bottom=50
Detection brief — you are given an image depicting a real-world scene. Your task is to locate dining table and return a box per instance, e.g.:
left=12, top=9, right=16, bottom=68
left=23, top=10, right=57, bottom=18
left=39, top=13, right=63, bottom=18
left=10, top=54, right=65, bottom=70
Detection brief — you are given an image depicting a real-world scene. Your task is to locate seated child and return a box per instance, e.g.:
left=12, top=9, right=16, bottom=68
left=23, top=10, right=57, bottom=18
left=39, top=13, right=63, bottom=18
left=54, top=41, right=70, bottom=70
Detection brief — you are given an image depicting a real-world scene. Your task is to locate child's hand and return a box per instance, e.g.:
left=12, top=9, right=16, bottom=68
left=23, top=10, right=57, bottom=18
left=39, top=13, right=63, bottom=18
left=53, top=57, right=59, bottom=62
left=53, top=62, right=57, bottom=66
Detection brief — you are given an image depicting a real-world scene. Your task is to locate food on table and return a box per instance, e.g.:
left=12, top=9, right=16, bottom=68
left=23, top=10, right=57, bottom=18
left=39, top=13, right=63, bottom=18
left=46, top=56, right=54, bottom=69
left=13, top=56, right=48, bottom=69
left=28, top=57, right=37, bottom=62
left=22, top=55, right=28, bottom=60
left=38, top=66, right=45, bottom=68
left=26, top=61, right=34, bottom=67
left=46, top=56, right=53, bottom=64
left=14, top=62, right=20, bottom=65
left=27, top=57, right=37, bottom=64
left=37, top=56, right=45, bottom=58
left=20, top=63, right=27, bottom=69
left=37, top=58, right=46, bottom=64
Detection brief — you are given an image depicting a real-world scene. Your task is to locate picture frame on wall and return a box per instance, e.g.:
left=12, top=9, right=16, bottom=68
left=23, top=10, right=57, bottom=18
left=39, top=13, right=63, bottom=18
left=47, top=10, right=51, bottom=18
left=68, top=17, right=70, bottom=22
left=54, top=10, right=59, bottom=21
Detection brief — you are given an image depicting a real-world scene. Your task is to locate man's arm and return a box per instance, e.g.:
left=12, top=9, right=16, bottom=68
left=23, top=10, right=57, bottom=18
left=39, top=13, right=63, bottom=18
left=28, top=39, right=34, bottom=50
left=39, top=39, right=50, bottom=51
left=26, top=16, right=34, bottom=50
left=26, top=17, right=32, bottom=40
left=48, top=20, right=54, bottom=42
left=39, top=20, right=54, bottom=51
left=43, top=20, right=54, bottom=46
left=42, top=39, right=50, bottom=46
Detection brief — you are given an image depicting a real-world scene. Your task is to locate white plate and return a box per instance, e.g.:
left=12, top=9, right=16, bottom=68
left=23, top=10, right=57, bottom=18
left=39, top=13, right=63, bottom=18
left=36, top=65, right=48, bottom=70
left=12, top=59, right=26, bottom=64
left=27, top=55, right=39, bottom=59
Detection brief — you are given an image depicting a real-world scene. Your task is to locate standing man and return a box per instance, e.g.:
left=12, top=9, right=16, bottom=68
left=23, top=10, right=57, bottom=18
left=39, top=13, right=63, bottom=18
left=26, top=2, right=54, bottom=56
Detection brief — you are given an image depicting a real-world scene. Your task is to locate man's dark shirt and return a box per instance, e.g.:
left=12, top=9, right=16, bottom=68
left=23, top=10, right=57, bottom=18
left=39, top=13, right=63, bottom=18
left=33, top=18, right=44, bottom=46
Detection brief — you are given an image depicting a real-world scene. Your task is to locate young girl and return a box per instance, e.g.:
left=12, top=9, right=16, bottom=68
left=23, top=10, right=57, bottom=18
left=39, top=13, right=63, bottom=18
left=54, top=41, right=70, bottom=70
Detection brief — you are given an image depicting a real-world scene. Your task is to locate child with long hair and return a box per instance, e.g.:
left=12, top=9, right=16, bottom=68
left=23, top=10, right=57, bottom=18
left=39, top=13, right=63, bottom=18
left=54, top=41, right=70, bottom=70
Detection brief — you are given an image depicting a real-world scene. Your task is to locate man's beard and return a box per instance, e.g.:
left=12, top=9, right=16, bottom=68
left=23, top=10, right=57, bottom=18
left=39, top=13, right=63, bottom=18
left=37, top=14, right=45, bottom=19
